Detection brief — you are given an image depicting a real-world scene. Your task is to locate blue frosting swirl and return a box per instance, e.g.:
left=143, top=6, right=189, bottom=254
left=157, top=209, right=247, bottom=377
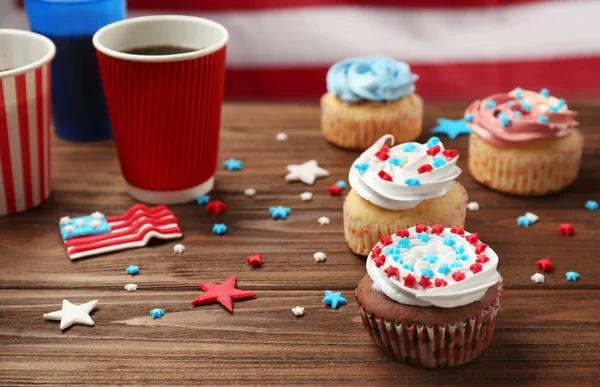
left=326, top=57, right=418, bottom=103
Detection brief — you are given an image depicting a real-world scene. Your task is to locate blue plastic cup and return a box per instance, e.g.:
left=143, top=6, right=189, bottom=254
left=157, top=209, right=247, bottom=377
left=24, top=0, right=126, bottom=141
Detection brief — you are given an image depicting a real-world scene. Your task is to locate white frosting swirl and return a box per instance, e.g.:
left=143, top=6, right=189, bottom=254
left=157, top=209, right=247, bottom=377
left=348, top=135, right=461, bottom=210
left=366, top=226, right=501, bottom=308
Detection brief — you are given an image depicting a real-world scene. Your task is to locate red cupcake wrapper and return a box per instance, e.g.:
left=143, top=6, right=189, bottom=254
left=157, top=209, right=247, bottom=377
left=358, top=282, right=503, bottom=368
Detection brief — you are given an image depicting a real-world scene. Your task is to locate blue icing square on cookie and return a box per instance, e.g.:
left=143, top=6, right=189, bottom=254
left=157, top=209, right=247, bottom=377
left=59, top=215, right=110, bottom=240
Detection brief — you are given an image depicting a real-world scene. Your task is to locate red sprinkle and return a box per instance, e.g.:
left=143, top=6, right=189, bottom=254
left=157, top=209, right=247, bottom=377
left=379, top=234, right=393, bottom=246
left=374, top=255, right=386, bottom=267
left=246, top=254, right=263, bottom=267
left=395, top=228, right=410, bottom=238
left=328, top=185, right=343, bottom=196
left=470, top=263, right=483, bottom=273
left=443, top=149, right=459, bottom=159
left=465, top=232, right=479, bottom=244
left=415, top=224, right=428, bottom=233
left=375, top=149, right=389, bottom=161
left=417, top=164, right=433, bottom=174
left=475, top=255, right=490, bottom=264
left=558, top=223, right=574, bottom=237
left=418, top=276, right=432, bottom=289
left=450, top=226, right=465, bottom=235
left=452, top=271, right=466, bottom=282
left=475, top=243, right=488, bottom=254
left=430, top=224, right=444, bottom=235
left=403, top=273, right=416, bottom=288
left=371, top=245, right=382, bottom=258
left=205, top=200, right=228, bottom=214
left=434, top=278, right=448, bottom=287
left=426, top=145, right=441, bottom=156
left=384, top=266, right=399, bottom=279
left=536, top=258, right=554, bottom=272
left=379, top=144, right=390, bottom=153
left=378, top=170, right=393, bottom=182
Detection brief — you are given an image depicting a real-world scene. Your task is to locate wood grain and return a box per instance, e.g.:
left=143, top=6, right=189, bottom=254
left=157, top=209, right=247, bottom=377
left=1, top=103, right=599, bottom=386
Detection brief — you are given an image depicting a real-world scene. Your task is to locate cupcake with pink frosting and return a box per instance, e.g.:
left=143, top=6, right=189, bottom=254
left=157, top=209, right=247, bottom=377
left=466, top=88, right=583, bottom=195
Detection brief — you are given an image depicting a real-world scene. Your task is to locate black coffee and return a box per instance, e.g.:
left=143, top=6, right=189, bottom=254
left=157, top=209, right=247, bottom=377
left=123, top=45, right=202, bottom=56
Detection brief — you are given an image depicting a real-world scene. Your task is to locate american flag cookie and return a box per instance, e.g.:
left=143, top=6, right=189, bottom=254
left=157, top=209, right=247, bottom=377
left=356, top=225, right=503, bottom=368
left=60, top=204, right=182, bottom=260
left=321, top=57, right=422, bottom=151
left=466, top=88, right=583, bottom=196
left=344, top=134, right=467, bottom=256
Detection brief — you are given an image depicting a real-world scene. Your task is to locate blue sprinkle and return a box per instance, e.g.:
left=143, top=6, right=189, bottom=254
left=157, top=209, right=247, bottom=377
left=454, top=245, right=466, bottom=254
left=464, top=113, right=474, bottom=122
left=212, top=223, right=227, bottom=234
left=398, top=237, right=411, bottom=249
left=223, top=158, right=243, bottom=171
left=517, top=216, right=533, bottom=227
left=520, top=100, right=531, bottom=112
left=538, top=115, right=548, bottom=124
left=540, top=88, right=550, bottom=97
left=322, top=290, right=347, bottom=309
left=354, top=162, right=370, bottom=174
left=514, top=88, right=523, bottom=98
left=149, top=308, right=165, bottom=319
left=417, top=232, right=430, bottom=243
left=404, top=178, right=421, bottom=186
left=196, top=195, right=210, bottom=205
left=565, top=271, right=579, bottom=281
left=402, top=143, right=417, bottom=152
left=449, top=261, right=463, bottom=269
left=388, top=157, right=403, bottom=167
left=500, top=117, right=510, bottom=126
left=513, top=111, right=522, bottom=118
left=549, top=106, right=558, bottom=113
left=269, top=206, right=291, bottom=220
left=556, top=98, right=566, bottom=108
left=426, top=137, right=440, bottom=148
left=335, top=180, right=347, bottom=189
left=387, top=247, right=401, bottom=255
left=585, top=200, right=599, bottom=211
left=421, top=268, right=435, bottom=278
left=506, top=101, right=514, bottom=107
left=438, top=264, right=451, bottom=275
left=126, top=265, right=139, bottom=275
left=485, top=100, right=496, bottom=109
left=443, top=236, right=456, bottom=247
left=456, top=254, right=469, bottom=261
left=422, top=255, right=438, bottom=264
left=432, top=156, right=447, bottom=168
left=391, top=255, right=403, bottom=264
left=402, top=263, right=414, bottom=272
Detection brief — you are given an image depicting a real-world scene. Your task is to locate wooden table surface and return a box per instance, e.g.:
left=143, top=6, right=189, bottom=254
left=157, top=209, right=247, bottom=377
left=1, top=103, right=599, bottom=386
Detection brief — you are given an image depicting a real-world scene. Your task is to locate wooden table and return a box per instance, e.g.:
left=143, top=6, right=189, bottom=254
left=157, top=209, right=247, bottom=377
left=1, top=103, right=599, bottom=386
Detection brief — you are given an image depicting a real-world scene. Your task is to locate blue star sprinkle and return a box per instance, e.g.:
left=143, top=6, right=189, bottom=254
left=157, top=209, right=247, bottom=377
left=513, top=111, right=522, bottom=118
left=269, top=206, right=291, bottom=220
left=402, top=263, right=414, bottom=272
left=449, top=261, right=463, bottom=269
left=388, top=157, right=403, bottom=167
left=565, top=271, right=579, bottom=281
left=322, top=290, right=346, bottom=309
left=391, top=255, right=403, bottom=264
left=454, top=245, right=466, bottom=254
left=417, top=232, right=430, bottom=243
left=126, top=265, right=139, bottom=275
left=422, top=255, right=438, bottom=264
left=485, top=100, right=496, bottom=109
left=443, top=236, right=456, bottom=247
left=585, top=200, right=599, bottom=211
left=387, top=247, right=401, bottom=255
left=538, top=115, right=548, bottom=124
left=426, top=137, right=440, bottom=148
left=401, top=143, right=417, bottom=152
left=196, top=195, right=210, bottom=205
left=421, top=268, right=435, bottom=278
left=150, top=308, right=164, bottom=319
left=354, top=162, right=369, bottom=174
left=212, top=223, right=227, bottom=234
left=438, top=264, right=451, bottom=275
left=223, top=158, right=243, bottom=171
left=456, top=254, right=469, bottom=261
left=431, top=117, right=472, bottom=140
left=540, top=88, right=550, bottom=97
left=335, top=180, right=347, bottom=189
left=398, top=237, right=411, bottom=249
left=514, top=88, right=523, bottom=98
left=404, top=178, right=421, bottom=186
left=517, top=216, right=533, bottom=227
left=432, top=156, right=447, bottom=168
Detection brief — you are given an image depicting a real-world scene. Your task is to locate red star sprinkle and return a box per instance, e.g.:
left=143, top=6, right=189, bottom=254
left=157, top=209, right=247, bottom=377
left=476, top=255, right=490, bottom=264
left=536, top=258, right=554, bottom=272
left=430, top=224, right=444, bottom=235
left=415, top=223, right=428, bottom=233
left=434, top=278, right=448, bottom=287
left=378, top=170, right=393, bottom=182
left=379, top=144, right=390, bottom=153
left=443, top=149, right=459, bottom=159
left=403, top=273, right=416, bottom=288
left=379, top=234, right=393, bottom=246
left=328, top=184, right=343, bottom=196
left=371, top=245, right=382, bottom=258
left=426, top=145, right=441, bottom=156
left=417, top=164, right=433, bottom=174
left=450, top=226, right=465, bottom=235
left=395, top=228, right=410, bottom=238
left=475, top=243, right=488, bottom=254
left=374, top=254, right=386, bottom=267
left=452, top=271, right=466, bottom=282
left=558, top=223, right=574, bottom=237
left=465, top=232, right=479, bottom=244
left=205, top=200, right=227, bottom=214
left=418, top=276, right=432, bottom=289
left=246, top=254, right=263, bottom=267
left=470, top=263, right=483, bottom=273
left=384, top=266, right=399, bottom=279
left=375, top=149, right=390, bottom=161
left=190, top=275, right=257, bottom=312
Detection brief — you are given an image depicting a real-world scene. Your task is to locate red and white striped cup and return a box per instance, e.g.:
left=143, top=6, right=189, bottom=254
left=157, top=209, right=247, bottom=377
left=0, top=29, right=55, bottom=216
left=93, top=15, right=228, bottom=204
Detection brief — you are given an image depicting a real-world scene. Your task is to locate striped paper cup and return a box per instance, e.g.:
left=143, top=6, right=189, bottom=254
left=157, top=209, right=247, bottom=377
left=93, top=16, right=228, bottom=204
left=0, top=29, right=55, bottom=216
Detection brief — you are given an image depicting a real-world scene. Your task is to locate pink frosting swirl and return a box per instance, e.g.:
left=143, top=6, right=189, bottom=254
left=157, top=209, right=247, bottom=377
left=465, top=88, right=578, bottom=147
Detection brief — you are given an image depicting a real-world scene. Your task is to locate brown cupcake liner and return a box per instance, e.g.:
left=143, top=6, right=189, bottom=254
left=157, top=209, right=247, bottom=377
left=321, top=92, right=423, bottom=151
left=357, top=282, right=503, bottom=368
left=468, top=131, right=583, bottom=195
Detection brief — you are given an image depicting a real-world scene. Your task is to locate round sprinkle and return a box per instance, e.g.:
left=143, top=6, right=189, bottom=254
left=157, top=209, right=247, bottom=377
left=485, top=100, right=496, bottom=108
left=540, top=88, right=550, bottom=97
left=538, top=115, right=548, bottom=124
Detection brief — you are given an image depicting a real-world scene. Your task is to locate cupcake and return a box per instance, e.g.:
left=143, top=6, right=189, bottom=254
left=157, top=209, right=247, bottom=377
left=321, top=57, right=422, bottom=150
left=356, top=225, right=503, bottom=368
left=344, top=135, right=467, bottom=256
left=466, top=88, right=583, bottom=195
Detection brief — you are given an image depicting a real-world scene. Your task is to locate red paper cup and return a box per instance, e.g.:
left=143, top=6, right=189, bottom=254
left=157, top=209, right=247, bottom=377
left=93, top=16, right=228, bottom=204
left=0, top=29, right=55, bottom=216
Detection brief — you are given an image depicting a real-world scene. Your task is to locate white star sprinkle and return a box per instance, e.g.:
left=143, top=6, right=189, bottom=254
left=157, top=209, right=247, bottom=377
left=89, top=219, right=101, bottom=229
left=300, top=192, right=313, bottom=201
left=91, top=211, right=105, bottom=220
left=59, top=216, right=71, bottom=225
left=74, top=219, right=86, bottom=227
left=43, top=299, right=98, bottom=330
left=173, top=244, right=186, bottom=254
left=276, top=132, right=288, bottom=141
left=531, top=273, right=545, bottom=283
left=318, top=217, right=330, bottom=225
left=244, top=188, right=256, bottom=197
left=467, top=202, right=480, bottom=211
left=124, top=283, right=138, bottom=292
left=285, top=160, right=329, bottom=185
left=525, top=212, right=539, bottom=223
left=313, top=252, right=327, bottom=262
left=63, top=225, right=75, bottom=234
left=291, top=306, right=305, bottom=316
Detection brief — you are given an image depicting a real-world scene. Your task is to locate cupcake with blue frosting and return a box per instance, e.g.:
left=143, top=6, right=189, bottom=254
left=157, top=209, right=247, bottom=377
left=321, top=57, right=422, bottom=150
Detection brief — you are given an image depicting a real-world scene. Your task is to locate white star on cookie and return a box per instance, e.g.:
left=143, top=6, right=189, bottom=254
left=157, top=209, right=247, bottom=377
left=531, top=273, right=545, bottom=284
left=313, top=252, right=327, bottom=262
left=285, top=160, right=329, bottom=185
left=318, top=216, right=330, bottom=225
left=91, top=211, right=105, bottom=220
left=43, top=299, right=98, bottom=330
left=89, top=219, right=101, bottom=229
left=291, top=306, right=304, bottom=316
left=300, top=192, right=313, bottom=201
left=59, top=216, right=71, bottom=225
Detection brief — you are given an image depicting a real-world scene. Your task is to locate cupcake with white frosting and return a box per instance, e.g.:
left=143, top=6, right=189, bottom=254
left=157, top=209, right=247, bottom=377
left=321, top=57, right=422, bottom=150
left=356, top=225, right=503, bottom=368
left=344, top=134, right=467, bottom=256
